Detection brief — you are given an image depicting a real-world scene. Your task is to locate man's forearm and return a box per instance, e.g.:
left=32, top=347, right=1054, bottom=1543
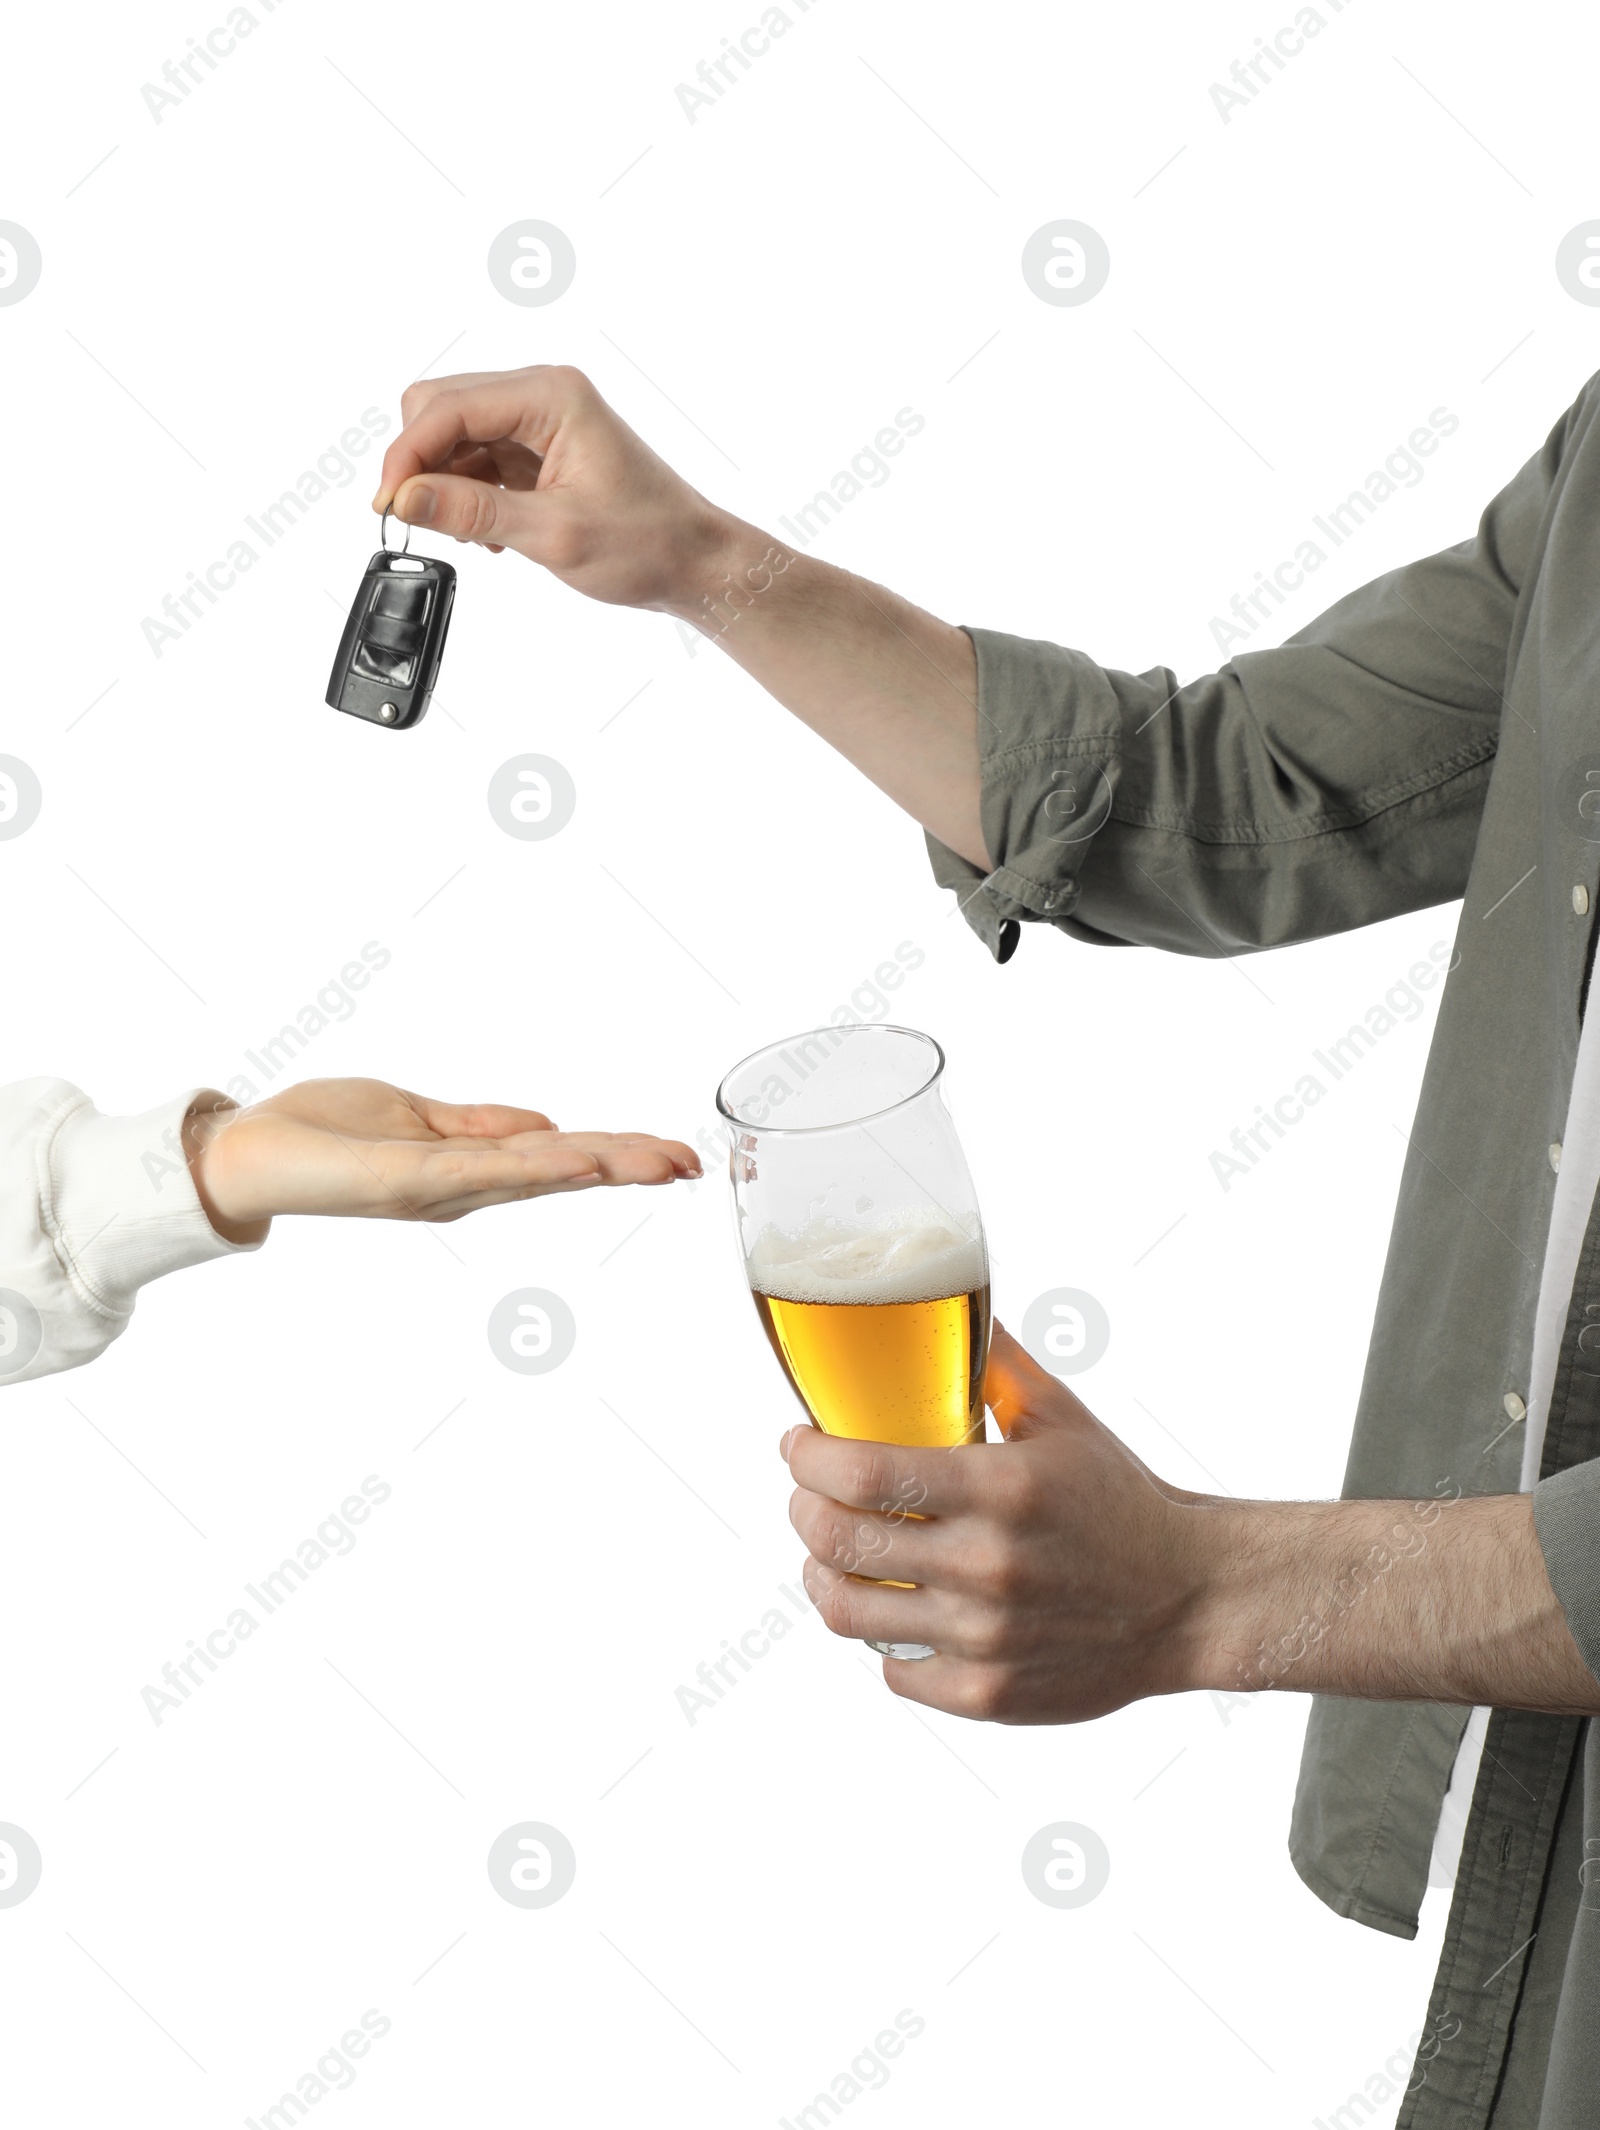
left=376, top=370, right=990, bottom=867
left=1185, top=1491, right=1600, bottom=1714
left=786, top=1334, right=1600, bottom=1727
left=665, top=511, right=991, bottom=870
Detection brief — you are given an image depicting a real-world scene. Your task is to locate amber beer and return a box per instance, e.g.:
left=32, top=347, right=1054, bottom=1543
left=718, top=1025, right=989, bottom=1659
left=748, top=1219, right=990, bottom=1448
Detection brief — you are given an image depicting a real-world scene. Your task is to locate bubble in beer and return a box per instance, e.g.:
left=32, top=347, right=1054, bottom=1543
left=747, top=1216, right=990, bottom=1448
left=748, top=1214, right=987, bottom=1308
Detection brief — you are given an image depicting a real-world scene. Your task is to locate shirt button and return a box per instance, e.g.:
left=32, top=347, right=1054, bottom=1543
left=1504, top=1391, right=1527, bottom=1422
left=1576, top=884, right=1591, bottom=916
left=1551, top=1142, right=1564, bottom=1172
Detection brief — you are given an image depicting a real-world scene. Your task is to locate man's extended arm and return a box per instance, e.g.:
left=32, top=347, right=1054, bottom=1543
left=374, top=365, right=990, bottom=865
left=375, top=362, right=1570, bottom=959
left=674, top=523, right=989, bottom=871
left=370, top=366, right=1600, bottom=1719
left=781, top=1329, right=1600, bottom=1723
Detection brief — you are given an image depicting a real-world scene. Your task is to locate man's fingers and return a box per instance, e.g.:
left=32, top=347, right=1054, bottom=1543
left=782, top=1424, right=973, bottom=1517
left=376, top=367, right=591, bottom=506
left=801, top=1544, right=1030, bottom=1721
left=396, top=366, right=561, bottom=440
left=801, top=1557, right=938, bottom=1646
left=876, top=1652, right=1020, bottom=1723
left=789, top=1484, right=942, bottom=1584
left=392, top=472, right=535, bottom=550
left=984, top=1322, right=1093, bottom=1440
left=398, top=367, right=534, bottom=430
left=455, top=436, right=545, bottom=490
left=440, top=444, right=509, bottom=485
left=392, top=470, right=590, bottom=571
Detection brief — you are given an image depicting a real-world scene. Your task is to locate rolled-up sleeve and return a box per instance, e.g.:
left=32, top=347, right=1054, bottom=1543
left=0, top=1079, right=260, bottom=1386
left=1534, top=1464, right=1600, bottom=1684
left=929, top=393, right=1577, bottom=960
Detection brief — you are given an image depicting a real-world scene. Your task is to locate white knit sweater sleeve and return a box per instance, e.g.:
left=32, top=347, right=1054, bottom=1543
left=0, top=1079, right=261, bottom=1385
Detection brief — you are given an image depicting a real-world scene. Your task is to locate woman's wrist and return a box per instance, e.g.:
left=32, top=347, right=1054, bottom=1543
left=183, top=1099, right=271, bottom=1246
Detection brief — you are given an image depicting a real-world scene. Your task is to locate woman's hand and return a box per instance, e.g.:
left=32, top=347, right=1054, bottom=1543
left=183, top=1079, right=700, bottom=1245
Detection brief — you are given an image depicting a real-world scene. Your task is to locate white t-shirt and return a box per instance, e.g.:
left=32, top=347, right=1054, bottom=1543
left=1429, top=982, right=1600, bottom=1885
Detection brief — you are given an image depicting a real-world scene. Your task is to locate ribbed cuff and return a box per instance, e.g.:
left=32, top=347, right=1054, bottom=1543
left=45, top=1088, right=262, bottom=1316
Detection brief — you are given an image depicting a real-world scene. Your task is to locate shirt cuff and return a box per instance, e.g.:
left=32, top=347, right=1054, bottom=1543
left=44, top=1087, right=263, bottom=1318
left=923, top=831, right=1022, bottom=962
left=1533, top=1460, right=1600, bottom=1684
left=923, top=625, right=1127, bottom=959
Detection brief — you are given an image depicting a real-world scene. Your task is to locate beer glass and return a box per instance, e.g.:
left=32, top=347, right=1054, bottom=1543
left=716, top=1025, right=991, bottom=1660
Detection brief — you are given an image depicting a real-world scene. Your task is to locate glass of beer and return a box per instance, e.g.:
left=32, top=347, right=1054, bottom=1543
left=715, top=1025, right=991, bottom=1660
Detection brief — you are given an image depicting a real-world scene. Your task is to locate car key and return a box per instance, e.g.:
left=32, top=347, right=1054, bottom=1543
left=325, top=508, right=456, bottom=730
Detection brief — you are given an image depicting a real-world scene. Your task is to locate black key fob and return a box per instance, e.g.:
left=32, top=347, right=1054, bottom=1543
left=326, top=511, right=456, bottom=730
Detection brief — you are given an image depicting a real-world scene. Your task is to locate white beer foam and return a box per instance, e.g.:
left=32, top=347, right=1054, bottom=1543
left=748, top=1217, right=986, bottom=1307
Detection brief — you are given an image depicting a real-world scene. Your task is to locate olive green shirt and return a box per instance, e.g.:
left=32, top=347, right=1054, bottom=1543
left=930, top=371, right=1600, bottom=2126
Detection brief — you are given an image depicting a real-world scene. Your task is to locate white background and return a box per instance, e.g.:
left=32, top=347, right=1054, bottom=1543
left=0, top=0, right=1593, bottom=2123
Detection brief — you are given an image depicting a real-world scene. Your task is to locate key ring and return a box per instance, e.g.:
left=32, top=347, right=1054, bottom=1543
left=380, top=505, right=412, bottom=557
